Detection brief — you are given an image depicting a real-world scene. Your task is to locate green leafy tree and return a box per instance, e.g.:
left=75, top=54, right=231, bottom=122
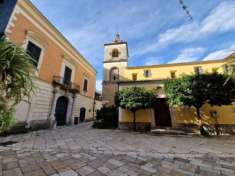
left=0, top=37, right=35, bottom=133
left=165, top=73, right=234, bottom=119
left=118, top=87, right=156, bottom=131
left=165, top=73, right=234, bottom=135
left=224, top=55, right=235, bottom=85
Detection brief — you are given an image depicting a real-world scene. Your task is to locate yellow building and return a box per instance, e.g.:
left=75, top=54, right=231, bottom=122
left=102, top=34, right=235, bottom=132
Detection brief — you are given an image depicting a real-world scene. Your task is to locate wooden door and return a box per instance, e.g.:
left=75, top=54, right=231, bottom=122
left=154, top=98, right=172, bottom=127
left=55, top=96, right=68, bottom=126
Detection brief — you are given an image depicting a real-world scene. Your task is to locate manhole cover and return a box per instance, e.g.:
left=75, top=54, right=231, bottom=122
left=0, top=141, right=18, bottom=147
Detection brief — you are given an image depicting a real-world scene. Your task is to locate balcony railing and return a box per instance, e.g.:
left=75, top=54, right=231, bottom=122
left=52, top=76, right=80, bottom=93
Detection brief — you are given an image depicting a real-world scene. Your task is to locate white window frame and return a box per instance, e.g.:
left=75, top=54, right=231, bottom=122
left=60, top=59, right=75, bottom=83
left=144, top=70, right=151, bottom=78
left=170, top=70, right=176, bottom=78
left=225, top=64, right=235, bottom=74
left=194, top=66, right=203, bottom=74
left=24, top=37, right=45, bottom=75
left=83, top=78, right=88, bottom=95
left=132, top=73, right=138, bottom=81
left=198, top=67, right=203, bottom=74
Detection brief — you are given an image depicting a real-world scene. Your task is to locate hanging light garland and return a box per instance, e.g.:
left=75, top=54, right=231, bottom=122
left=179, top=0, right=193, bottom=20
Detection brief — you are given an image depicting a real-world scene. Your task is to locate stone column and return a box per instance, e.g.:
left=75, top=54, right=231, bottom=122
left=69, top=93, right=76, bottom=125
left=48, top=87, right=60, bottom=129
left=150, top=108, right=156, bottom=128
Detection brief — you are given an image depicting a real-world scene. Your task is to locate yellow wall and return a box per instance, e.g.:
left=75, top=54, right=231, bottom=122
left=174, top=103, right=235, bottom=125
left=120, top=103, right=235, bottom=126
left=123, top=60, right=226, bottom=81
left=118, top=57, right=235, bottom=127
left=120, top=109, right=152, bottom=123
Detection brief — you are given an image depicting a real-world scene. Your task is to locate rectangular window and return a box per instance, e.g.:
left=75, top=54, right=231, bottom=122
left=229, top=65, right=235, bottom=74
left=144, top=70, right=151, bottom=78
left=224, top=64, right=235, bottom=74
left=170, top=71, right=176, bottom=79
left=83, top=79, right=88, bottom=92
left=212, top=67, right=218, bottom=73
left=63, top=66, right=72, bottom=85
left=26, top=41, right=42, bottom=67
left=132, top=73, right=137, bottom=81
left=194, top=66, right=203, bottom=74
left=223, top=64, right=229, bottom=74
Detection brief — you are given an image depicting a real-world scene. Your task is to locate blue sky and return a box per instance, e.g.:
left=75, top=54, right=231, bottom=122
left=31, top=0, right=235, bottom=91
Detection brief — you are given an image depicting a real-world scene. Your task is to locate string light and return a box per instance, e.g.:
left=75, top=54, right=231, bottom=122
left=179, top=0, right=193, bottom=20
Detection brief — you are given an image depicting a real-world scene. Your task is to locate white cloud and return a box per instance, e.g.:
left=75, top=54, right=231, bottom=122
left=158, top=23, right=199, bottom=44
left=136, top=1, right=235, bottom=56
left=201, top=1, right=235, bottom=34
left=96, top=79, right=103, bottom=91
left=169, top=47, right=205, bottom=63
left=144, top=57, right=161, bottom=65
left=204, top=43, right=235, bottom=60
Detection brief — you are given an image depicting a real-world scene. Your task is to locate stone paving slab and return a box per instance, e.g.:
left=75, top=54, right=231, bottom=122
left=0, top=123, right=234, bottom=176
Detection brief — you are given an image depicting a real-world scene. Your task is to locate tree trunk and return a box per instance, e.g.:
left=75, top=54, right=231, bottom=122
left=196, top=107, right=213, bottom=137
left=133, top=110, right=136, bottom=131
left=214, top=117, right=220, bottom=136
left=196, top=107, right=201, bottom=119
left=196, top=107, right=203, bottom=135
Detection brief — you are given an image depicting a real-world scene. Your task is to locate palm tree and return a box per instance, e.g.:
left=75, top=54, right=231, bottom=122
left=0, top=37, right=35, bottom=132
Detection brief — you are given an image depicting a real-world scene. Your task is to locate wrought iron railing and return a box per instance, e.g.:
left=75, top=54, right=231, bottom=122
left=52, top=76, right=80, bottom=93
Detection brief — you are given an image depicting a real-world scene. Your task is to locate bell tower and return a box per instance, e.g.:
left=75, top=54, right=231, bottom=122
left=102, top=33, right=128, bottom=106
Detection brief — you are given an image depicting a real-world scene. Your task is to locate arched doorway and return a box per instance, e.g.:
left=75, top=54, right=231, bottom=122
left=55, top=96, right=68, bottom=126
left=79, top=107, right=86, bottom=122
left=110, top=67, right=119, bottom=81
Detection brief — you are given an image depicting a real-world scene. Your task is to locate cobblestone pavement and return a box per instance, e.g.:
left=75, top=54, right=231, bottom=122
left=0, top=123, right=235, bottom=176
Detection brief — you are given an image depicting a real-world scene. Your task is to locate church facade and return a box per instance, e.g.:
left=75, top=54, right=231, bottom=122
left=103, top=34, right=235, bottom=132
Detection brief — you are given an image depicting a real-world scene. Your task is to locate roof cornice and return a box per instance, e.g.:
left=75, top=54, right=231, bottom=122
left=103, top=59, right=128, bottom=63
left=20, top=0, right=96, bottom=74
left=127, top=58, right=227, bottom=69
left=104, top=41, right=127, bottom=46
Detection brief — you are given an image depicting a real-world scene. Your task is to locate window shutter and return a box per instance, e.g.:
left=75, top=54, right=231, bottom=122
left=26, top=41, right=42, bottom=67
left=83, top=79, right=88, bottom=92
left=63, top=66, right=72, bottom=85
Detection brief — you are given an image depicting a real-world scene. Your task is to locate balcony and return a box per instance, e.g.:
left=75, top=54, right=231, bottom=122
left=52, top=76, right=80, bottom=93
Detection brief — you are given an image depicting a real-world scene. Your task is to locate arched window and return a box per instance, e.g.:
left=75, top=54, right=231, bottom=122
left=110, top=67, right=119, bottom=81
left=112, top=49, right=119, bottom=57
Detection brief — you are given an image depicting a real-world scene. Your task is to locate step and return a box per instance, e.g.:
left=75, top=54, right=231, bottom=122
left=150, top=128, right=199, bottom=136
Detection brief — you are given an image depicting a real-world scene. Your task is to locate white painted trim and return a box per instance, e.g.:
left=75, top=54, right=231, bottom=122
left=5, top=2, right=20, bottom=34
left=51, top=91, right=74, bottom=126
left=6, top=29, right=12, bottom=34
left=60, top=59, right=75, bottom=82
left=82, top=77, right=88, bottom=95
left=24, top=36, right=45, bottom=75
left=15, top=5, right=95, bottom=75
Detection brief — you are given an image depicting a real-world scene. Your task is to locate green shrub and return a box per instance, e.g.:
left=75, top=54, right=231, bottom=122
left=118, top=87, right=156, bottom=131
left=7, top=122, right=28, bottom=135
left=0, top=109, right=16, bottom=134
left=92, top=106, right=118, bottom=129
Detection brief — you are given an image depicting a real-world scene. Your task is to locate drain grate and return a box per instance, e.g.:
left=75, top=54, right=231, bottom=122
left=0, top=141, right=18, bottom=147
